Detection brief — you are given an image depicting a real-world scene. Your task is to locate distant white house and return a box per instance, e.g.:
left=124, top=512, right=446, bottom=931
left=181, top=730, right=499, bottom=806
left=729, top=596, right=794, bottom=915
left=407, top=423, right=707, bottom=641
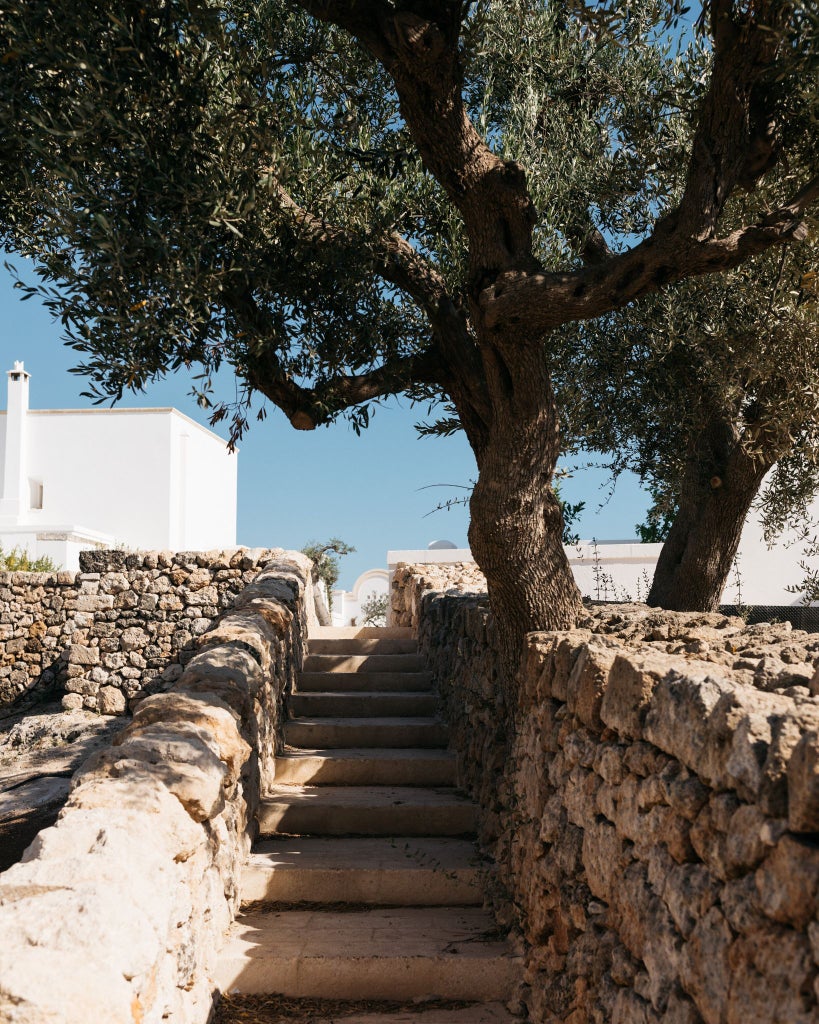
left=383, top=514, right=819, bottom=612
left=331, top=567, right=390, bottom=627
left=0, top=362, right=237, bottom=569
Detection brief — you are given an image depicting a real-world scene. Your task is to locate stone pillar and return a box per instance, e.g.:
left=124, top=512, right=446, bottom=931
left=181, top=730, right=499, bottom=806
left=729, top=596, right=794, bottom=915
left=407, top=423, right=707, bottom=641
left=0, top=361, right=31, bottom=522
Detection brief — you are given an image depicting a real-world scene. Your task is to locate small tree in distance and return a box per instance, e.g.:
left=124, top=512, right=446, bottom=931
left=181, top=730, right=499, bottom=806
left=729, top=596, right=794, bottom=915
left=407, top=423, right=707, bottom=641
left=301, top=538, right=355, bottom=610
left=359, top=592, right=389, bottom=627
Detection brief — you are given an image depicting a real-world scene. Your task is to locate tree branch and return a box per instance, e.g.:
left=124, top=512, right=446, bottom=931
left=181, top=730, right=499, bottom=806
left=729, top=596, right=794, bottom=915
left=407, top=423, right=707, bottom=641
left=291, top=1, right=537, bottom=275
left=677, top=0, right=785, bottom=241
left=271, top=182, right=492, bottom=429
left=483, top=174, right=819, bottom=334
left=232, top=290, right=448, bottom=430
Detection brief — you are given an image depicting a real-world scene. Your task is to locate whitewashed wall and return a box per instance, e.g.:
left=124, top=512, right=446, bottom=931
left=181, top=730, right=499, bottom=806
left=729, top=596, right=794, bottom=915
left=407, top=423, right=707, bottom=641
left=1, top=398, right=237, bottom=568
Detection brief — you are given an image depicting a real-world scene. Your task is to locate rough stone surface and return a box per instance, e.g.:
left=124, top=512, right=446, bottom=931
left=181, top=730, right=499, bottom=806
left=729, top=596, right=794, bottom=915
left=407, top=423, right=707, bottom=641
left=395, top=565, right=819, bottom=1024
left=0, top=552, right=311, bottom=1024
left=0, top=548, right=296, bottom=715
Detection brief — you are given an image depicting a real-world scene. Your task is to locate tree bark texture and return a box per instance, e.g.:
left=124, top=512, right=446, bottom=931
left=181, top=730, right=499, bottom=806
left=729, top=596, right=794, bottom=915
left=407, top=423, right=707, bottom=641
left=464, top=342, right=583, bottom=672
left=648, top=420, right=771, bottom=611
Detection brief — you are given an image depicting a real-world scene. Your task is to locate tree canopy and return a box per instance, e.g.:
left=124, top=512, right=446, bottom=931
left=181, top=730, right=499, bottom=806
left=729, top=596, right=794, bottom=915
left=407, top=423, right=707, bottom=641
left=2, top=0, right=818, bottom=664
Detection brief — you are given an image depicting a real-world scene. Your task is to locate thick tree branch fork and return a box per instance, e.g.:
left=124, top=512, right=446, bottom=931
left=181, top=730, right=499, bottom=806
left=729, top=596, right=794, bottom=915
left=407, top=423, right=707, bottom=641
left=482, top=174, right=819, bottom=334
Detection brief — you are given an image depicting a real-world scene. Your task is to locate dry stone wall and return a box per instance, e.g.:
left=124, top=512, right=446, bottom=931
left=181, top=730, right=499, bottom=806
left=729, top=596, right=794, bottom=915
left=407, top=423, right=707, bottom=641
left=390, top=561, right=486, bottom=629
left=1, top=548, right=292, bottom=714
left=0, top=552, right=310, bottom=1024
left=401, top=565, right=819, bottom=1024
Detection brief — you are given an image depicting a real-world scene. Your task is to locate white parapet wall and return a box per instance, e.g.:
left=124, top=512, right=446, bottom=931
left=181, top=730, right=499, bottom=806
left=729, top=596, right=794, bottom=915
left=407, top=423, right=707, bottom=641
left=388, top=529, right=819, bottom=611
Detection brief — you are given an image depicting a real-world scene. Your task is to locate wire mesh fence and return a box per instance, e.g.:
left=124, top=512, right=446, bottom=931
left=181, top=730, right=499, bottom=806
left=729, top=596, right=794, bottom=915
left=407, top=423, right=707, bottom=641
left=719, top=604, right=819, bottom=632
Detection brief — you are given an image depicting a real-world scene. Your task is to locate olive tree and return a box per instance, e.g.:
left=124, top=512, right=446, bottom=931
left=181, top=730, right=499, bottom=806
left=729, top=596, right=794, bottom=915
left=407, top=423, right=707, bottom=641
left=558, top=234, right=819, bottom=611
left=2, top=0, right=817, bottom=668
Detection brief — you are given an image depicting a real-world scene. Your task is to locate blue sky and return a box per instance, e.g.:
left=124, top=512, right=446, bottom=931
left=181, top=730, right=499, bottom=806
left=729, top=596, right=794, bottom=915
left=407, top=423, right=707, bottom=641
left=0, top=262, right=650, bottom=589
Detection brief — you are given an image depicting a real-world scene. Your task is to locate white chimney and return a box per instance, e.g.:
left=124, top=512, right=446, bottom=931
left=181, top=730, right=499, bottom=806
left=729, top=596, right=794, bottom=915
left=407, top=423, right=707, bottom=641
left=0, top=361, right=31, bottom=521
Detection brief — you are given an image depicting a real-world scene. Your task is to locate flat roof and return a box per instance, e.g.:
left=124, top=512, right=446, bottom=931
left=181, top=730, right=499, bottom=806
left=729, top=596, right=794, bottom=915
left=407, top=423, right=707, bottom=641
left=0, top=406, right=231, bottom=445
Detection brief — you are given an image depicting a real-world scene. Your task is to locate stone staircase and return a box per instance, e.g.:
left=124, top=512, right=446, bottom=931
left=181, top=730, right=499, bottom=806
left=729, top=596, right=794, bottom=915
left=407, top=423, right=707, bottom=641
left=216, top=626, right=522, bottom=1022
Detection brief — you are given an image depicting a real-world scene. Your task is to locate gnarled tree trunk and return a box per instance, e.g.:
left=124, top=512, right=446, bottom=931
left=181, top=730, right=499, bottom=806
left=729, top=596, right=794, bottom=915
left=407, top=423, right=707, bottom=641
left=648, top=419, right=771, bottom=611
left=460, top=341, right=583, bottom=673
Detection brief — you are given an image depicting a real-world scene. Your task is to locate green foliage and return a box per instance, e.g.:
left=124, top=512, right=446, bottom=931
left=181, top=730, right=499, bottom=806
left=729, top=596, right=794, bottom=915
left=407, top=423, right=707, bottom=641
left=0, top=546, right=59, bottom=572
left=553, top=480, right=585, bottom=546
left=635, top=480, right=677, bottom=544
left=786, top=534, right=819, bottom=606
left=359, top=591, right=388, bottom=627
left=0, top=0, right=713, bottom=440
left=557, top=230, right=819, bottom=542
left=301, top=538, right=355, bottom=607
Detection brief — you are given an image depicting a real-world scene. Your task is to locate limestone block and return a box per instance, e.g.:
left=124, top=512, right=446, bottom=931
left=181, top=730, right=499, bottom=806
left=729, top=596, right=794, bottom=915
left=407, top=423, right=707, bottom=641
left=581, top=816, right=628, bottom=903
left=754, top=834, right=819, bottom=929
left=551, top=632, right=591, bottom=702
left=707, top=688, right=819, bottom=813
left=612, top=987, right=657, bottom=1024
left=660, top=860, right=719, bottom=940
left=788, top=729, right=819, bottom=833
left=98, top=686, right=127, bottom=715
left=659, top=763, right=710, bottom=821
left=722, top=803, right=781, bottom=875
left=232, top=590, right=295, bottom=636
left=644, top=672, right=733, bottom=779
left=98, top=572, right=130, bottom=595
left=594, top=743, right=626, bottom=785
left=63, top=676, right=99, bottom=696
left=0, top=948, right=133, bottom=1024
left=726, top=926, right=815, bottom=1024
left=199, top=610, right=279, bottom=667
left=600, top=652, right=682, bottom=740
left=680, top=905, right=733, bottom=1024
left=132, top=692, right=250, bottom=781
left=61, top=693, right=83, bottom=711
left=119, top=626, right=148, bottom=652
left=689, top=793, right=741, bottom=880
left=84, top=726, right=230, bottom=822
left=566, top=643, right=616, bottom=730
left=75, top=594, right=114, bottom=612
left=563, top=764, right=601, bottom=829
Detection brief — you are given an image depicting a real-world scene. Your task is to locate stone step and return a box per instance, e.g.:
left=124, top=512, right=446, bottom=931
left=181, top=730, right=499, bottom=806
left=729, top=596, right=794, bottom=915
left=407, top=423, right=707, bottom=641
left=304, top=654, right=426, bottom=674
left=309, top=638, right=419, bottom=655
left=215, top=906, right=520, bottom=1000
left=274, top=749, right=457, bottom=787
left=258, top=786, right=476, bottom=837
left=312, top=626, right=414, bottom=640
left=242, top=837, right=482, bottom=905
left=290, top=692, right=438, bottom=719
left=298, top=670, right=434, bottom=692
left=285, top=718, right=449, bottom=750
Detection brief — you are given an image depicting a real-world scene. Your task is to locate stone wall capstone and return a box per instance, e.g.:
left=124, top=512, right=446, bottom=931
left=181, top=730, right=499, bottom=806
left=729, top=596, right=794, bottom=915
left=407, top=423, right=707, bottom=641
left=0, top=551, right=310, bottom=1024
left=401, top=564, right=819, bottom=1024
left=0, top=548, right=295, bottom=714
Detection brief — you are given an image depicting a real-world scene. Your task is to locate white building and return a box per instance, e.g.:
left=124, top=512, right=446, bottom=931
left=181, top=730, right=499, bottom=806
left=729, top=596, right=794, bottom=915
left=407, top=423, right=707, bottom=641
left=0, top=362, right=237, bottom=568
left=331, top=568, right=390, bottom=627
left=384, top=512, right=819, bottom=613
